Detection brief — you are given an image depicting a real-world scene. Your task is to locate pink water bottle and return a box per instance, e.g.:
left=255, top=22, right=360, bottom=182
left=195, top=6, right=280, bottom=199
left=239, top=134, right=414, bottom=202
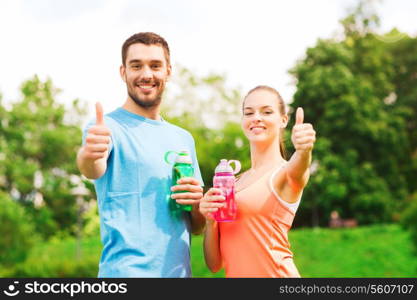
left=213, top=159, right=241, bottom=222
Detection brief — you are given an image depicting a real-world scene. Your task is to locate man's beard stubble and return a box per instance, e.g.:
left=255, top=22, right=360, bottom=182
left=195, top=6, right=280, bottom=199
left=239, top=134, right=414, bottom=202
left=128, top=90, right=162, bottom=109
left=127, top=77, right=166, bottom=109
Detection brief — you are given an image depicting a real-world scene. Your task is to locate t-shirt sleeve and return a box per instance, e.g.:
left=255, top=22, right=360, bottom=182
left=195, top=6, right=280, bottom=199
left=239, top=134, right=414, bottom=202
left=82, top=118, right=114, bottom=153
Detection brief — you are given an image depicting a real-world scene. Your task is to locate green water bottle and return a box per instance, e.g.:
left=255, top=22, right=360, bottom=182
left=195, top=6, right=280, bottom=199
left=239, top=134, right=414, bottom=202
left=165, top=150, right=195, bottom=212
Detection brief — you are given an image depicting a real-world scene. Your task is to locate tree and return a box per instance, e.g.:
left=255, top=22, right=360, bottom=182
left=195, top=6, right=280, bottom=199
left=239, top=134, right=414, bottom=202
left=290, top=2, right=412, bottom=226
left=389, top=36, right=417, bottom=194
left=0, top=191, right=38, bottom=266
left=391, top=36, right=417, bottom=253
left=0, top=76, right=94, bottom=238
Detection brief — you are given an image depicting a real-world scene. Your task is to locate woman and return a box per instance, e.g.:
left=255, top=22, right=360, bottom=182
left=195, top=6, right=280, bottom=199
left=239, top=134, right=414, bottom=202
left=199, top=85, right=316, bottom=277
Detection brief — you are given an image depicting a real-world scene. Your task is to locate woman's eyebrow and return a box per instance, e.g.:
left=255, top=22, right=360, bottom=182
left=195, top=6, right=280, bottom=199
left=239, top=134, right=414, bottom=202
left=244, top=105, right=273, bottom=110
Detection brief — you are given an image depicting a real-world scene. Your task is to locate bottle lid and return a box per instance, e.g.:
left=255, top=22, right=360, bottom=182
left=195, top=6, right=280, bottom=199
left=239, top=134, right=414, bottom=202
left=215, top=159, right=232, bottom=173
left=215, top=159, right=241, bottom=174
left=175, top=150, right=192, bottom=164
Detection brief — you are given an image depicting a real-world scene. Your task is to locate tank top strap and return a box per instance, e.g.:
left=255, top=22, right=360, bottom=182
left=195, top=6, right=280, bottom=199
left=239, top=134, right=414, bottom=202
left=268, top=162, right=301, bottom=216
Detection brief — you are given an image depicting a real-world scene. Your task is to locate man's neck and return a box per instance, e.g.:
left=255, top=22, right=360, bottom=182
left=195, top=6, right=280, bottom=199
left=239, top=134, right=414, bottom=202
left=122, top=98, right=161, bottom=121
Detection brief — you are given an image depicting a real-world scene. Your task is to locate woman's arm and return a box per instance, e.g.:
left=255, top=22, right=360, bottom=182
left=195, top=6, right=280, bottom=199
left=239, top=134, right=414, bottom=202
left=286, top=107, right=315, bottom=191
left=286, top=149, right=312, bottom=192
left=199, top=188, right=225, bottom=272
left=203, top=220, right=223, bottom=272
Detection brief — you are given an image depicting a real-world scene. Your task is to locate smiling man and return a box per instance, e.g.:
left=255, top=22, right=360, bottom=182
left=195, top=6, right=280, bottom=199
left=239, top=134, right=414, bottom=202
left=76, top=32, right=205, bottom=277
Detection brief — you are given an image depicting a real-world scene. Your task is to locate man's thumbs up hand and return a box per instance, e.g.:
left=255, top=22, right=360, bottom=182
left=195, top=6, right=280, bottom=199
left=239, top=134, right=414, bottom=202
left=83, top=102, right=111, bottom=161
left=291, top=107, right=316, bottom=153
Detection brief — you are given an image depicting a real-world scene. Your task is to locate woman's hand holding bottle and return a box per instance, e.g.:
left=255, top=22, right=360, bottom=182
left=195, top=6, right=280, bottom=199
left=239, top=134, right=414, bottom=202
left=199, top=188, right=226, bottom=221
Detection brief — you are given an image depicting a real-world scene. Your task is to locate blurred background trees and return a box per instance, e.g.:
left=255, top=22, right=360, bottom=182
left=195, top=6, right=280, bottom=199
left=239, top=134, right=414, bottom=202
left=289, top=2, right=416, bottom=228
left=0, top=0, right=416, bottom=276
left=162, top=67, right=251, bottom=186
left=0, top=76, right=96, bottom=268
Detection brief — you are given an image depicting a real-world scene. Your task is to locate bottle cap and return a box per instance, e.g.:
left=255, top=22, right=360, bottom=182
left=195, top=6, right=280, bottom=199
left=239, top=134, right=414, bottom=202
left=175, top=150, right=192, bottom=164
left=215, top=159, right=241, bottom=174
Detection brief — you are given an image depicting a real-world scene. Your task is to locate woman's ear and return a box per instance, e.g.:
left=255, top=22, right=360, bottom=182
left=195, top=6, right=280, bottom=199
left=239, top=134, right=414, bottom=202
left=281, top=115, right=289, bottom=128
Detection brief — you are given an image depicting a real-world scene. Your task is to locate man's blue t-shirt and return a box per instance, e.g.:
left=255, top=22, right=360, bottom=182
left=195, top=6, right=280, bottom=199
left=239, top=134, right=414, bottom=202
left=82, top=107, right=203, bottom=277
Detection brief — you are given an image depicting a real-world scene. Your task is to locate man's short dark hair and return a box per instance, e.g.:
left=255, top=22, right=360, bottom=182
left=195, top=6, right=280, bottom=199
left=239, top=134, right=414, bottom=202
left=121, top=32, right=171, bottom=66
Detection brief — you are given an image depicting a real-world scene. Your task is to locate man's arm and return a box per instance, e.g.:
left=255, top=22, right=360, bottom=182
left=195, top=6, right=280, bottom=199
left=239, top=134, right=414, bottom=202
left=77, top=148, right=108, bottom=179
left=190, top=203, right=206, bottom=235
left=77, top=103, right=111, bottom=179
left=171, top=177, right=205, bottom=234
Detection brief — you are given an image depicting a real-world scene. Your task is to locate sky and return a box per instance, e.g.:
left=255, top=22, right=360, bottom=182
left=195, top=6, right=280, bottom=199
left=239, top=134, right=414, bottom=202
left=1, top=0, right=416, bottom=122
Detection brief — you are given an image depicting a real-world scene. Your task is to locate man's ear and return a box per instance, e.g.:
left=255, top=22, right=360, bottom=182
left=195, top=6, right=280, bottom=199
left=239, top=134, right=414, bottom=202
left=120, top=65, right=126, bottom=82
left=166, top=64, right=172, bottom=80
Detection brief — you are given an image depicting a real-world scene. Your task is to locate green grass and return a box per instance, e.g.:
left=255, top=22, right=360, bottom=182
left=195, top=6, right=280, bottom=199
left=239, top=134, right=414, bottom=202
left=2, top=224, right=416, bottom=277
left=1, top=236, right=101, bottom=277
left=190, top=234, right=225, bottom=278
left=192, top=224, right=417, bottom=277
left=289, top=224, right=417, bottom=277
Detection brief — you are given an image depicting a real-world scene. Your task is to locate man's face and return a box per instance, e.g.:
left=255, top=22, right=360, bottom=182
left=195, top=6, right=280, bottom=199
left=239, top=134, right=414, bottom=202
left=120, top=43, right=171, bottom=109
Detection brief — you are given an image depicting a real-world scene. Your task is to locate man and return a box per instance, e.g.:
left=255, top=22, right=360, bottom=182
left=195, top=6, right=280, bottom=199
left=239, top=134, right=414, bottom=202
left=77, top=32, right=205, bottom=277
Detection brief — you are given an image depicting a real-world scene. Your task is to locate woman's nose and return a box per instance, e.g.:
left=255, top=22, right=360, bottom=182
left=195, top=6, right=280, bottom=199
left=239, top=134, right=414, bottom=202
left=253, top=112, right=262, bottom=121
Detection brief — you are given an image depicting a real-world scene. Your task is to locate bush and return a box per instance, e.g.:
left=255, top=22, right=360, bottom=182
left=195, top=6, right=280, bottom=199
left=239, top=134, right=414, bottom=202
left=400, top=193, right=417, bottom=249
left=0, top=192, right=39, bottom=266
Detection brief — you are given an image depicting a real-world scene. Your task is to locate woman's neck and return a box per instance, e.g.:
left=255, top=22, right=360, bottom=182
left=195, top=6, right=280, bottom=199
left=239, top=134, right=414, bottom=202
left=249, top=140, right=285, bottom=172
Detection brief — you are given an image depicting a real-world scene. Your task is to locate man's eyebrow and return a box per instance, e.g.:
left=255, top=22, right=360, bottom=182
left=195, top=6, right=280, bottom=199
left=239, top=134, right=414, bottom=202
left=128, top=59, right=141, bottom=65
left=128, top=59, right=163, bottom=64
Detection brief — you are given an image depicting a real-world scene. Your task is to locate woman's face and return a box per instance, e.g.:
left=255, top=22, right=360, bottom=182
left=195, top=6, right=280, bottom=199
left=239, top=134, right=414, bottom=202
left=241, top=89, right=288, bottom=144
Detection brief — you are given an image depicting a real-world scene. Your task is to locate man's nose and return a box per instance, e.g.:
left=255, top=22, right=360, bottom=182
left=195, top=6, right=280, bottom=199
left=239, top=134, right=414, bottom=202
left=141, top=66, right=153, bottom=79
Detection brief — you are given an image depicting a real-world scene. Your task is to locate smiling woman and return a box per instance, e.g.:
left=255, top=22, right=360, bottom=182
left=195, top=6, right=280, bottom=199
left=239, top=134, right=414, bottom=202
left=199, top=85, right=316, bottom=278
left=242, top=86, right=288, bottom=157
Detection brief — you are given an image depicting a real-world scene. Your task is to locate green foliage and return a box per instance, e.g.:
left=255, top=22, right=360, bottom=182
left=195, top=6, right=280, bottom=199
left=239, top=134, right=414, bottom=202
left=0, top=75, right=95, bottom=238
left=400, top=193, right=417, bottom=250
left=189, top=122, right=250, bottom=188
left=82, top=202, right=100, bottom=238
left=389, top=36, right=417, bottom=194
left=294, top=138, right=395, bottom=227
left=0, top=191, right=39, bottom=266
left=290, top=3, right=415, bottom=226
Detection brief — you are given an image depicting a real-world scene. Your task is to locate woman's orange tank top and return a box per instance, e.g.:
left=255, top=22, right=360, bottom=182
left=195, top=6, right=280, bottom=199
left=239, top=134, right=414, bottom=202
left=219, top=165, right=300, bottom=278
